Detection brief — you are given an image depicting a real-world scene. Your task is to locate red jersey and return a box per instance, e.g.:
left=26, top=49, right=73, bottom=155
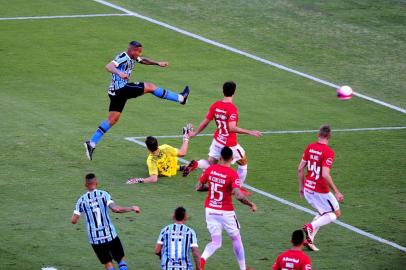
left=199, top=164, right=241, bottom=211
left=272, top=249, right=312, bottom=270
left=206, top=100, right=239, bottom=147
left=302, top=142, right=335, bottom=193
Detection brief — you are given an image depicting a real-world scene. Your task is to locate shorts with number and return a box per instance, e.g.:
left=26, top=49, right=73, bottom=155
left=205, top=208, right=240, bottom=237
left=304, top=188, right=339, bottom=215
left=208, top=140, right=245, bottom=164
left=108, top=82, right=145, bottom=112
left=91, top=236, right=125, bottom=264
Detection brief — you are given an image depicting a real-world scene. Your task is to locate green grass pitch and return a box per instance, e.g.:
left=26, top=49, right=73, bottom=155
left=0, top=0, right=405, bottom=269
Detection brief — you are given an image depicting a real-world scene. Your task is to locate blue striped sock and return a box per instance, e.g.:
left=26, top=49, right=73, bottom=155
left=153, top=87, right=180, bottom=102
left=118, top=260, right=128, bottom=270
left=90, top=120, right=111, bottom=145
left=107, top=267, right=115, bottom=270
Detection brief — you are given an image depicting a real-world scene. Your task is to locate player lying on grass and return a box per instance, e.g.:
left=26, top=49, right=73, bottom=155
left=84, top=40, right=190, bottom=160
left=197, top=146, right=256, bottom=270
left=272, top=230, right=312, bottom=270
left=155, top=207, right=201, bottom=270
left=126, top=125, right=193, bottom=184
left=71, top=173, right=141, bottom=270
left=297, top=125, right=344, bottom=251
left=183, top=81, right=261, bottom=195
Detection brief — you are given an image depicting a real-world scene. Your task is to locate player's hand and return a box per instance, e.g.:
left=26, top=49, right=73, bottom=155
left=249, top=130, right=262, bottom=138
left=250, top=203, right=257, bottom=212
left=158, top=61, right=169, bottom=67
left=335, top=191, right=344, bottom=202
left=182, top=123, right=194, bottom=141
left=132, top=206, right=141, bottom=213
left=118, top=71, right=128, bottom=79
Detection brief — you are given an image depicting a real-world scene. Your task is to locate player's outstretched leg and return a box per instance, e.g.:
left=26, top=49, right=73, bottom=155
left=201, top=235, right=222, bottom=269
left=144, top=82, right=190, bottom=105
left=230, top=233, right=247, bottom=270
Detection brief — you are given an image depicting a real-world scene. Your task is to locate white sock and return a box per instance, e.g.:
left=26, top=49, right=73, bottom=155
left=231, top=234, right=246, bottom=270
left=311, top=214, right=321, bottom=240
left=202, top=235, right=222, bottom=260
left=237, top=165, right=248, bottom=184
left=311, top=212, right=336, bottom=230
left=198, top=159, right=210, bottom=170
left=178, top=95, right=184, bottom=102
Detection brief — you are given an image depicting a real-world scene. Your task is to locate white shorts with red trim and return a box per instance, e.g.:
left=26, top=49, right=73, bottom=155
left=205, top=208, right=240, bottom=237
left=304, top=188, right=340, bottom=215
left=208, top=139, right=245, bottom=164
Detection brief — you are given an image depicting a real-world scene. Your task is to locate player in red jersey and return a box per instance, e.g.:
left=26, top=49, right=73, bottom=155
left=297, top=125, right=344, bottom=251
left=183, top=81, right=262, bottom=193
left=197, top=146, right=256, bottom=270
left=272, top=229, right=312, bottom=270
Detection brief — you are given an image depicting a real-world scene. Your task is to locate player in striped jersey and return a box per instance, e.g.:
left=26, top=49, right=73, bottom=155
left=71, top=173, right=141, bottom=270
left=155, top=207, right=201, bottom=270
left=84, top=40, right=190, bottom=160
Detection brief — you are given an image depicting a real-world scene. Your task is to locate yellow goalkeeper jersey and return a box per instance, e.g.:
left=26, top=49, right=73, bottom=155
left=147, top=144, right=179, bottom=177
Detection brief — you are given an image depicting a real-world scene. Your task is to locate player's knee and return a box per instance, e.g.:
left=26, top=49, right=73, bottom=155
left=211, top=235, right=222, bottom=249
left=335, top=209, right=341, bottom=218
left=108, top=113, right=120, bottom=125
left=144, top=82, right=157, bottom=93
left=237, top=155, right=248, bottom=166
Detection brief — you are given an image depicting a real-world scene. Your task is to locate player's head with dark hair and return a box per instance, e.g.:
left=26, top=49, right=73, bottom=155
left=85, top=173, right=98, bottom=189
left=145, top=136, right=159, bottom=152
left=220, top=146, right=233, bottom=162
left=223, top=81, right=236, bottom=97
left=174, top=206, right=187, bottom=222
left=318, top=124, right=332, bottom=139
left=291, top=229, right=305, bottom=246
left=128, top=40, right=143, bottom=59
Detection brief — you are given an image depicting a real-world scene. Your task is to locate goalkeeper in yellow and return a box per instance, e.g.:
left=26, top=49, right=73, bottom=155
left=126, top=124, right=193, bottom=184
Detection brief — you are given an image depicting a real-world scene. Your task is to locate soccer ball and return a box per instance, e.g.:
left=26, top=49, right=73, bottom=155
left=337, top=85, right=353, bottom=100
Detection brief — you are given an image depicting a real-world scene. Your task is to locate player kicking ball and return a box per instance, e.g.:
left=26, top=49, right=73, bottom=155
left=197, top=146, right=256, bottom=270
left=297, top=125, right=344, bottom=251
left=183, top=81, right=262, bottom=195
left=84, top=40, right=190, bottom=160
left=126, top=124, right=193, bottom=184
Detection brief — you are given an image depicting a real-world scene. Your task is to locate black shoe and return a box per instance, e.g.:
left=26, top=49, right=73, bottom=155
left=84, top=141, right=95, bottom=160
left=180, top=86, right=190, bottom=105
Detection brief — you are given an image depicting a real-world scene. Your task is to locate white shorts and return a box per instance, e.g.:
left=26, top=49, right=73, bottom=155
left=304, top=188, right=340, bottom=215
left=208, top=139, right=245, bottom=164
left=205, top=208, right=240, bottom=237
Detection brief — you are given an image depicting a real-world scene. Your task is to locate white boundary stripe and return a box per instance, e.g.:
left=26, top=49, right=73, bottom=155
left=125, top=136, right=406, bottom=253
left=125, top=126, right=406, bottom=140
left=0, top=13, right=130, bottom=21
left=93, top=0, right=406, bottom=114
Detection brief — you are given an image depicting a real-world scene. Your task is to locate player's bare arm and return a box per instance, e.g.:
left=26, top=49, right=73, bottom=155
left=105, top=61, right=128, bottom=79
left=70, top=213, right=80, bottom=224
left=228, top=121, right=262, bottom=138
left=191, top=118, right=211, bottom=137
left=322, top=167, right=344, bottom=202
left=232, top=188, right=257, bottom=212
left=109, top=203, right=141, bottom=213
left=191, top=246, right=202, bottom=270
left=139, top=57, right=169, bottom=67
left=154, top=243, right=162, bottom=258
left=297, top=160, right=307, bottom=198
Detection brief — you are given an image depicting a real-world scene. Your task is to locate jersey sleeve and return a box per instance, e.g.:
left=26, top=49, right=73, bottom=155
left=272, top=254, right=281, bottom=270
left=112, top=53, right=128, bottom=67
left=157, top=227, right=166, bottom=244
left=74, top=197, right=83, bottom=216
left=301, top=255, right=312, bottom=270
left=190, top=229, right=198, bottom=248
left=147, top=157, right=159, bottom=176
left=199, top=169, right=209, bottom=184
left=205, top=103, right=215, bottom=120
left=322, top=149, right=334, bottom=168
left=302, top=146, right=310, bottom=162
left=229, top=106, right=238, bottom=122
left=231, top=172, right=241, bottom=189
left=104, top=191, right=114, bottom=206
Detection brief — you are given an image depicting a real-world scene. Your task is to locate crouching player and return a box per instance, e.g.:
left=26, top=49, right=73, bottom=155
left=197, top=147, right=256, bottom=270
left=127, top=124, right=193, bottom=184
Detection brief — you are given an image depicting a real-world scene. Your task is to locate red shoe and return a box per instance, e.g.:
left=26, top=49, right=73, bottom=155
left=182, top=160, right=198, bottom=177
left=200, top=257, right=206, bottom=270
left=240, top=187, right=252, bottom=196
left=302, top=224, right=314, bottom=244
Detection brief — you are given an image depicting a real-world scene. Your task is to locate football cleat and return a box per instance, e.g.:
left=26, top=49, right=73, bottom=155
left=200, top=258, right=206, bottom=270
left=182, top=160, right=198, bottom=177
left=84, top=141, right=95, bottom=160
left=304, top=239, right=320, bottom=251
left=180, top=86, right=190, bottom=105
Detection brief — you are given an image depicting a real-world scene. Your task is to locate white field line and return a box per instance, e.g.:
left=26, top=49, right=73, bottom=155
left=125, top=126, right=406, bottom=140
left=125, top=136, right=406, bottom=252
left=0, top=13, right=130, bottom=21
left=93, top=0, right=406, bottom=114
